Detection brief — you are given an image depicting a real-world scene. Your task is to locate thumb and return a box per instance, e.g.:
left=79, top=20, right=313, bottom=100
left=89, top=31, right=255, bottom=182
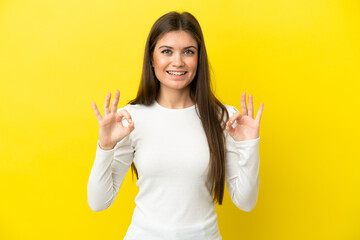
left=115, top=114, right=124, bottom=123
left=225, top=120, right=235, bottom=134
left=123, top=122, right=135, bottom=135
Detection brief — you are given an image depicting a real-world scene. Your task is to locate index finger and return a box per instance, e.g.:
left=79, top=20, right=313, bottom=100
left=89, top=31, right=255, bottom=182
left=117, top=109, right=133, bottom=125
left=228, top=112, right=242, bottom=127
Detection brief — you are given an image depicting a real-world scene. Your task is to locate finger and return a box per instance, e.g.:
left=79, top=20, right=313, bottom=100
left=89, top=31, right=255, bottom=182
left=228, top=112, right=242, bottom=125
left=124, top=123, right=135, bottom=136
left=241, top=92, right=248, bottom=116
left=91, top=102, right=103, bottom=122
left=116, top=113, right=134, bottom=129
left=227, top=113, right=242, bottom=132
left=126, top=121, right=135, bottom=132
left=225, top=120, right=235, bottom=134
left=255, top=103, right=264, bottom=124
left=110, top=90, right=120, bottom=114
left=117, top=109, right=133, bottom=125
left=248, top=94, right=254, bottom=119
left=104, top=92, right=111, bottom=115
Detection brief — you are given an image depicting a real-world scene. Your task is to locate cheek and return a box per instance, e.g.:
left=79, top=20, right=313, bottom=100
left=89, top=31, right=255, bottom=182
left=152, top=58, right=166, bottom=79
left=189, top=58, right=198, bottom=72
left=153, top=55, right=167, bottom=68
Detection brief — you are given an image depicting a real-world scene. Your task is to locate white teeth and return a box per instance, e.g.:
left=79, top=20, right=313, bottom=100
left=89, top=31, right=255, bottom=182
left=167, top=71, right=186, bottom=76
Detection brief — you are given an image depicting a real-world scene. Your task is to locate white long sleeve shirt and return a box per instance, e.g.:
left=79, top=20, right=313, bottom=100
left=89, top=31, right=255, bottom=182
left=87, top=101, right=260, bottom=240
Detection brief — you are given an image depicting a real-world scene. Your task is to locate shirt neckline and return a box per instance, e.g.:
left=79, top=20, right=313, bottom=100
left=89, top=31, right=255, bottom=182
left=154, top=100, right=196, bottom=112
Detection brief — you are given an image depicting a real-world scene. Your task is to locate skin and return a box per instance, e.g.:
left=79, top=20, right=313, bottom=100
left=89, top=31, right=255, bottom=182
left=226, top=93, right=264, bottom=141
left=91, top=31, right=264, bottom=150
left=91, top=91, right=134, bottom=150
left=152, top=30, right=198, bottom=109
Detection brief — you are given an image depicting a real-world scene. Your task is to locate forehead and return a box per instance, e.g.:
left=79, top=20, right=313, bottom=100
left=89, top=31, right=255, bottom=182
left=155, top=30, right=198, bottom=48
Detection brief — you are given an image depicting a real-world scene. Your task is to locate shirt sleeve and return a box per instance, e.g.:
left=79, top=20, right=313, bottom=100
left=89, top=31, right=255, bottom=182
left=224, top=106, right=260, bottom=212
left=87, top=133, right=134, bottom=212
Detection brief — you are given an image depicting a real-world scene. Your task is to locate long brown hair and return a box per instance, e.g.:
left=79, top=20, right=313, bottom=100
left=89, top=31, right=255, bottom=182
left=128, top=11, right=229, bottom=205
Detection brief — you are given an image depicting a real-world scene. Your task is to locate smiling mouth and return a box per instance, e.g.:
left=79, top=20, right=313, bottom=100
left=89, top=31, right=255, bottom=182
left=166, top=71, right=187, bottom=76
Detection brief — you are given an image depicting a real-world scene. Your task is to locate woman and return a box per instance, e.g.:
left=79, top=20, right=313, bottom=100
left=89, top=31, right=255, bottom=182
left=88, top=11, right=264, bottom=240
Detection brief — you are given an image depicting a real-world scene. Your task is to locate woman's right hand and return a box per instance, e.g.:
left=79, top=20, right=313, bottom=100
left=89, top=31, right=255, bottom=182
left=91, top=90, right=135, bottom=150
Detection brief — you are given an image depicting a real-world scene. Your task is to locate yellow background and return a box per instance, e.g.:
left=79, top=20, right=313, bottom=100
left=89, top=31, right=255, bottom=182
left=0, top=0, right=359, bottom=239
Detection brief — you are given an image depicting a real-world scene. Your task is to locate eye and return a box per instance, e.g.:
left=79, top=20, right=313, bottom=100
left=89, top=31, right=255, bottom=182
left=161, top=49, right=172, bottom=54
left=184, top=49, right=195, bottom=55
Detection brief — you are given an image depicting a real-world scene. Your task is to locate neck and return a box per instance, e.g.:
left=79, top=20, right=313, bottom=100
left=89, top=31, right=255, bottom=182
left=156, top=87, right=194, bottom=109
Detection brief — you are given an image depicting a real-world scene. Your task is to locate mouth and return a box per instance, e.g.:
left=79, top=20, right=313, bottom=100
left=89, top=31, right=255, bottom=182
left=166, top=71, right=187, bottom=76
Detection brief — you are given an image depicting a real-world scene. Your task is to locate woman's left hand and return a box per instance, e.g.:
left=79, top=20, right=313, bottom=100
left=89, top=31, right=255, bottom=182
left=226, top=92, right=264, bottom=141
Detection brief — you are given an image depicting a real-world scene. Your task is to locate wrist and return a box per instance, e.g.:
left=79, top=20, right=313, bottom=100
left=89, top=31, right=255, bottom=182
left=99, top=142, right=116, bottom=150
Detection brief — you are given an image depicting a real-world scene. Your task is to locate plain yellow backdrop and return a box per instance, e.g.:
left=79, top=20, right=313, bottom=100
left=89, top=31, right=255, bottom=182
left=0, top=0, right=359, bottom=239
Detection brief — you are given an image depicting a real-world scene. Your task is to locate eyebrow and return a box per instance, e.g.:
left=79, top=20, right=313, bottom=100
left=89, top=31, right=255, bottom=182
left=159, top=45, right=198, bottom=50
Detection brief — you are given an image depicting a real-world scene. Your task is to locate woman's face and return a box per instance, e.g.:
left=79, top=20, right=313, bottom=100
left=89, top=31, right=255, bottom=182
left=152, top=30, right=198, bottom=94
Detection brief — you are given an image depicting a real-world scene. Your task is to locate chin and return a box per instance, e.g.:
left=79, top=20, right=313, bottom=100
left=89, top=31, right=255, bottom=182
left=161, top=81, right=192, bottom=91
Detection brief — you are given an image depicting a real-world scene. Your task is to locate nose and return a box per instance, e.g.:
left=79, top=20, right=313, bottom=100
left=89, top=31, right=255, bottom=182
left=171, top=53, right=185, bottom=67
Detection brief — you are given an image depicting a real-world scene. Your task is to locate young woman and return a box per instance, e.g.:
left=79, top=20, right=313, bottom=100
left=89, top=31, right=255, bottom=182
left=88, top=11, right=264, bottom=240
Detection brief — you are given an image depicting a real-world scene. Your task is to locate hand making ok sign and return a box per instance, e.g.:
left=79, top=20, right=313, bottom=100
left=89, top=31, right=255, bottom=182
left=91, top=90, right=135, bottom=150
left=226, top=92, right=264, bottom=142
